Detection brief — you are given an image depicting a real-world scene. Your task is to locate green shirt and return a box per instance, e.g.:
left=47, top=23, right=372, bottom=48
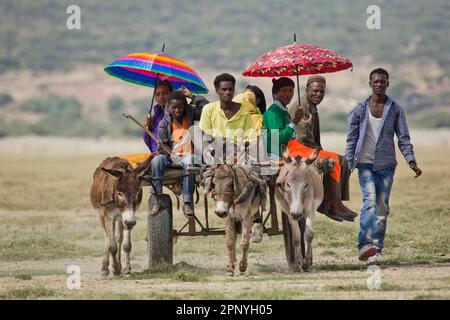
left=263, top=102, right=295, bottom=157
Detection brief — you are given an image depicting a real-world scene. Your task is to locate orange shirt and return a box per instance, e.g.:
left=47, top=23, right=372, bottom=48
left=171, top=117, right=192, bottom=156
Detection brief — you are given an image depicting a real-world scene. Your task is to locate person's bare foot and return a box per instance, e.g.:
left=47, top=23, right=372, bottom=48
left=182, top=202, right=194, bottom=219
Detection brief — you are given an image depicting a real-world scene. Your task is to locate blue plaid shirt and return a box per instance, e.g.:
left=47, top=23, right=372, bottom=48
left=346, top=96, right=416, bottom=172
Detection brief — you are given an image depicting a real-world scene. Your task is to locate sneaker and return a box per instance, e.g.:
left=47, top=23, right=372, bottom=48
left=182, top=202, right=195, bottom=219
left=358, top=245, right=378, bottom=262
left=367, top=253, right=382, bottom=264
left=250, top=223, right=263, bottom=243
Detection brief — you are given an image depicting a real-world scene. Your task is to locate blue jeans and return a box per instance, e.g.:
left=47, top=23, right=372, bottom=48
left=150, top=154, right=194, bottom=203
left=357, top=163, right=395, bottom=252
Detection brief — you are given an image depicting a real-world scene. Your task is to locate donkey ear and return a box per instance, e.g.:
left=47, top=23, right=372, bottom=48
left=102, top=168, right=123, bottom=178
left=305, top=148, right=320, bottom=165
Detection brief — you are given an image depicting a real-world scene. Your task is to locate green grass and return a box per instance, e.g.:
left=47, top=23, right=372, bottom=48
left=0, top=154, right=104, bottom=211
left=320, top=250, right=338, bottom=256
left=14, top=274, right=32, bottom=280
left=327, top=283, right=409, bottom=292
left=0, top=269, right=66, bottom=278
left=0, top=230, right=96, bottom=261
left=0, top=146, right=449, bottom=299
left=414, top=295, right=448, bottom=300
left=0, top=287, right=56, bottom=300
left=129, top=262, right=211, bottom=282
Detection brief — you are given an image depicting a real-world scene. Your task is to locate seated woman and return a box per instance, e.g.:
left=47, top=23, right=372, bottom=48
left=233, top=85, right=267, bottom=135
left=149, top=91, right=199, bottom=218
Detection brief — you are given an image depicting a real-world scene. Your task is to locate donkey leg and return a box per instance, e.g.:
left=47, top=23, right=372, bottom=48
left=122, top=228, right=132, bottom=275
left=225, top=218, right=237, bottom=276
left=107, top=218, right=120, bottom=276
left=290, top=217, right=303, bottom=272
left=98, top=212, right=110, bottom=277
left=239, top=213, right=253, bottom=273
left=115, top=220, right=123, bottom=273
left=302, top=214, right=314, bottom=272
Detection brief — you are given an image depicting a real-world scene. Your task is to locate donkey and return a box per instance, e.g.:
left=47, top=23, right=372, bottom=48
left=90, top=156, right=151, bottom=277
left=202, top=163, right=267, bottom=276
left=275, top=148, right=325, bottom=272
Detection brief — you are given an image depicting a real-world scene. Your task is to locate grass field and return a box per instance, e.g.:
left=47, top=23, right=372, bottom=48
left=0, top=136, right=449, bottom=300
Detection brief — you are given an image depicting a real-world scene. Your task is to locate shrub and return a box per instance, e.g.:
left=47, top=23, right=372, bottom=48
left=108, top=96, right=124, bottom=113
left=0, top=92, right=13, bottom=106
left=320, top=111, right=349, bottom=132
left=20, top=95, right=82, bottom=119
left=414, top=112, right=450, bottom=128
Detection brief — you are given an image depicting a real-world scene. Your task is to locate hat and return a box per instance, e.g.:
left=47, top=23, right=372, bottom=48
left=306, top=75, right=326, bottom=87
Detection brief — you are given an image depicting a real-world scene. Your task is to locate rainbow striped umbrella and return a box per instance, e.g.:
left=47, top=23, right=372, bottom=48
left=104, top=52, right=208, bottom=94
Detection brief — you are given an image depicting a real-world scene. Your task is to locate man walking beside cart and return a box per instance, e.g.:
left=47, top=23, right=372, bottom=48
left=346, top=68, right=422, bottom=262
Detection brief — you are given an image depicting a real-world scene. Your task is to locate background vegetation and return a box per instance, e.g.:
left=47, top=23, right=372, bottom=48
left=1, top=0, right=449, bottom=72
left=0, top=0, right=449, bottom=136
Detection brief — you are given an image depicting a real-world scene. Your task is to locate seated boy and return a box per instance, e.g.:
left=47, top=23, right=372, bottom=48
left=149, top=91, right=199, bottom=218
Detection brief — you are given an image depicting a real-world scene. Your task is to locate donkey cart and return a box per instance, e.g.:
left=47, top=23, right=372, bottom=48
left=141, top=163, right=306, bottom=272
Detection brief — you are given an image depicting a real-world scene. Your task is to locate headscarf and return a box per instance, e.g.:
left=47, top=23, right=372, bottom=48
left=246, top=85, right=266, bottom=114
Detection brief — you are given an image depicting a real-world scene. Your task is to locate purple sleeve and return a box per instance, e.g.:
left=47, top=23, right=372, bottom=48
left=142, top=105, right=164, bottom=152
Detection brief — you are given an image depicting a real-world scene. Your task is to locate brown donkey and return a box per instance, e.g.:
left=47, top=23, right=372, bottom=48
left=90, top=156, right=151, bottom=277
left=203, top=163, right=266, bottom=276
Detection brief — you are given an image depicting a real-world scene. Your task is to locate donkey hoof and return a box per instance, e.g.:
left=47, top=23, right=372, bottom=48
left=293, top=265, right=304, bottom=273
left=226, top=271, right=234, bottom=277
left=302, top=259, right=313, bottom=272
left=101, top=270, right=109, bottom=278
left=124, top=269, right=132, bottom=277
left=302, top=265, right=312, bottom=272
left=239, top=264, right=247, bottom=273
left=113, top=269, right=122, bottom=276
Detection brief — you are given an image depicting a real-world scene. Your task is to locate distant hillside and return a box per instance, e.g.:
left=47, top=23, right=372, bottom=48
left=1, top=0, right=450, bottom=137
left=1, top=0, right=449, bottom=72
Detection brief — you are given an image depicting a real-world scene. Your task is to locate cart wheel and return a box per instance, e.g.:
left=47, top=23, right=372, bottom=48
left=281, top=212, right=306, bottom=271
left=148, top=194, right=173, bottom=267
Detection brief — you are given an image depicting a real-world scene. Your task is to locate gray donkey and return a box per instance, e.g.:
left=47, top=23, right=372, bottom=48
left=275, top=148, right=328, bottom=272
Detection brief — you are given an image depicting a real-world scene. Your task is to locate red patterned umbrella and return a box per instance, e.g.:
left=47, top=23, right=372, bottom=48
left=243, top=36, right=352, bottom=100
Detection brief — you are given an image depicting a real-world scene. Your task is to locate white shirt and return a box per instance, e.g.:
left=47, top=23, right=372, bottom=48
left=357, top=109, right=382, bottom=164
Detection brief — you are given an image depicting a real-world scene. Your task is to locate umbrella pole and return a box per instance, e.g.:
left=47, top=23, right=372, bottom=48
left=148, top=43, right=166, bottom=117
left=148, top=73, right=160, bottom=116
left=293, top=34, right=301, bottom=104
left=295, top=66, right=301, bottom=105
